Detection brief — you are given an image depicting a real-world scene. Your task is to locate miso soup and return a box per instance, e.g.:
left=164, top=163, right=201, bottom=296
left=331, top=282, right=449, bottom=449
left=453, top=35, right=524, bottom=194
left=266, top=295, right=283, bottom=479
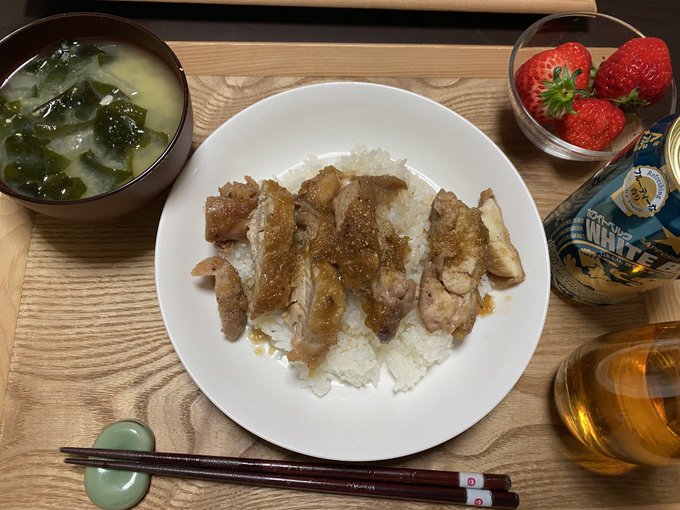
left=0, top=38, right=184, bottom=200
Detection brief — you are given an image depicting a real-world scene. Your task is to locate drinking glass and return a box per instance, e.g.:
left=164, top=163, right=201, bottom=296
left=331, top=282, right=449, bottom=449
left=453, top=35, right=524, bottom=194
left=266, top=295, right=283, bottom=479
left=554, top=321, right=680, bottom=466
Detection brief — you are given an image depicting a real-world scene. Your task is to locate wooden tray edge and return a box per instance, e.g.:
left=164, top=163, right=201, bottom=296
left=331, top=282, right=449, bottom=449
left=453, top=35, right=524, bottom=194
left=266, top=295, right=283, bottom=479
left=0, top=196, right=33, bottom=419
left=168, top=41, right=514, bottom=77
left=105, top=0, right=597, bottom=14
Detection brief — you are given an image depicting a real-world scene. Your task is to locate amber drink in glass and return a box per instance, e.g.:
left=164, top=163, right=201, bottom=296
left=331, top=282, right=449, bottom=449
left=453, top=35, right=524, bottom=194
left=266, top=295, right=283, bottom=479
left=554, top=321, right=680, bottom=466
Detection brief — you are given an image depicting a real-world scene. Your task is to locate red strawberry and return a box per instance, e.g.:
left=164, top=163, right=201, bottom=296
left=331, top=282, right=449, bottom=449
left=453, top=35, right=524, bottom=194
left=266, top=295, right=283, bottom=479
left=555, top=98, right=626, bottom=151
left=514, top=42, right=592, bottom=127
left=594, top=37, right=673, bottom=110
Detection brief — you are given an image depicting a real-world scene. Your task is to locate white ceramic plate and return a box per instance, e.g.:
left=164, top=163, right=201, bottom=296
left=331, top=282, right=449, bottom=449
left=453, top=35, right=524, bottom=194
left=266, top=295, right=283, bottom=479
left=155, top=82, right=550, bottom=462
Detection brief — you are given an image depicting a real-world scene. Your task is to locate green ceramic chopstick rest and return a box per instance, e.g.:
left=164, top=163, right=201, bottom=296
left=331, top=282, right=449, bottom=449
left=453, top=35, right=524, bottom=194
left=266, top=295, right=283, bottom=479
left=84, top=420, right=155, bottom=510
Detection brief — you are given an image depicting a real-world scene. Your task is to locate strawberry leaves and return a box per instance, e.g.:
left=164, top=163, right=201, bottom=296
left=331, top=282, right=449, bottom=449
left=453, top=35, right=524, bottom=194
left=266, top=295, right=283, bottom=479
left=514, top=41, right=592, bottom=128
left=540, top=66, right=591, bottom=120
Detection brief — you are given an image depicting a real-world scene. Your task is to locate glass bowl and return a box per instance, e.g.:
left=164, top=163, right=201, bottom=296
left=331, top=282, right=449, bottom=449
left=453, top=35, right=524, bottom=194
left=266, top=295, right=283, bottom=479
left=508, top=12, right=677, bottom=161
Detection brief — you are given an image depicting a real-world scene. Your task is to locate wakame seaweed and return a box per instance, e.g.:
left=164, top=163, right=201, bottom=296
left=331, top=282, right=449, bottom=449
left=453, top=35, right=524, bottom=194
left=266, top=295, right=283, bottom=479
left=2, top=128, right=85, bottom=200
left=25, top=39, right=113, bottom=93
left=93, top=100, right=148, bottom=159
left=4, top=132, right=61, bottom=177
left=33, top=80, right=102, bottom=123
left=34, top=119, right=94, bottom=140
left=3, top=163, right=86, bottom=200
left=80, top=150, right=133, bottom=189
left=0, top=37, right=179, bottom=201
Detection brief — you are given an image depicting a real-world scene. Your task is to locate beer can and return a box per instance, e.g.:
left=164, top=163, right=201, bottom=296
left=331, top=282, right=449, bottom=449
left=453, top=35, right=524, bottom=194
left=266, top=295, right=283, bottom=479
left=544, top=114, right=680, bottom=305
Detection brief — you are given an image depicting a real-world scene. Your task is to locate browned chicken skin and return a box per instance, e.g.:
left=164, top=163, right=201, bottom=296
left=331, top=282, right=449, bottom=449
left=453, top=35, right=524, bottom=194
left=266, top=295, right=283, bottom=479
left=333, top=175, right=416, bottom=342
left=191, top=256, right=248, bottom=340
left=204, top=176, right=259, bottom=244
left=297, top=165, right=343, bottom=215
left=363, top=224, right=417, bottom=341
left=419, top=190, right=488, bottom=339
left=287, top=255, right=345, bottom=369
left=246, top=179, right=296, bottom=319
left=333, top=179, right=380, bottom=293
left=296, top=166, right=343, bottom=265
left=333, top=175, right=407, bottom=293
left=286, top=167, right=346, bottom=369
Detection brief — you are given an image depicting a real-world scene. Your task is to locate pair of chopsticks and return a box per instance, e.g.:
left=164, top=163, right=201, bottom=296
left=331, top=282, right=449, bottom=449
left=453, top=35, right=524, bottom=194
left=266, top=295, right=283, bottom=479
left=61, top=447, right=519, bottom=508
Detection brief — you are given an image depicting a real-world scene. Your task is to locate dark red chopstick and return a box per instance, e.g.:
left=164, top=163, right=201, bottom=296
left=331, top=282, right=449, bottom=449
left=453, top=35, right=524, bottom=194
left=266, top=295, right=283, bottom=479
left=60, top=447, right=511, bottom=491
left=63, top=456, right=519, bottom=509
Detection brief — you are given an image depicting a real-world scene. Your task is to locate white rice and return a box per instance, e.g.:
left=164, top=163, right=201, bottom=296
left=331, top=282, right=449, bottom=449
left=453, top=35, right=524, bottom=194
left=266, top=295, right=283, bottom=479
left=226, top=145, right=462, bottom=396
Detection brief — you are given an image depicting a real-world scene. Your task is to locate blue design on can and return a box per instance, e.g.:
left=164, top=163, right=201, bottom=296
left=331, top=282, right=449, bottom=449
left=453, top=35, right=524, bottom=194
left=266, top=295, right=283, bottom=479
left=544, top=114, right=680, bottom=305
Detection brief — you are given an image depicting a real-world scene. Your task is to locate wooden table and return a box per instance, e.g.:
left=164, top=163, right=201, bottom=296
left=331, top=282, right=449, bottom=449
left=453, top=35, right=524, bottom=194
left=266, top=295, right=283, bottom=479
left=1, top=41, right=679, bottom=510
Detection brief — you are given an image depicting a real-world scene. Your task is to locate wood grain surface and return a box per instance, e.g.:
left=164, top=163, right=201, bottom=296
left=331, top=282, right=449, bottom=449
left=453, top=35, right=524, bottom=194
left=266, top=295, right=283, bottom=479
left=0, top=195, right=33, bottom=420
left=103, top=0, right=597, bottom=14
left=0, top=42, right=678, bottom=510
left=171, top=42, right=516, bottom=77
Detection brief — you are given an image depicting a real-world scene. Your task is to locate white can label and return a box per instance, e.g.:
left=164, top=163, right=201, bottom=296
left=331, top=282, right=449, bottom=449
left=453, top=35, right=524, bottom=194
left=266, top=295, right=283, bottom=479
left=621, top=165, right=669, bottom=217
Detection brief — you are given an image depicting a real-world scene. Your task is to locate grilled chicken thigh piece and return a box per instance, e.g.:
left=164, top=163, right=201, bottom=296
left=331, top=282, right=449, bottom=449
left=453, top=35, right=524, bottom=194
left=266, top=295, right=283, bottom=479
left=204, top=176, right=259, bottom=244
left=191, top=256, right=248, bottom=340
left=333, top=175, right=415, bottom=342
left=478, top=188, right=525, bottom=288
left=333, top=175, right=407, bottom=293
left=287, top=254, right=345, bottom=369
left=296, top=166, right=343, bottom=265
left=286, top=167, right=346, bottom=369
left=419, top=262, right=481, bottom=338
left=364, top=225, right=417, bottom=342
left=419, top=190, right=488, bottom=339
left=296, top=165, right=343, bottom=214
left=246, top=179, right=296, bottom=319
left=333, top=179, right=381, bottom=293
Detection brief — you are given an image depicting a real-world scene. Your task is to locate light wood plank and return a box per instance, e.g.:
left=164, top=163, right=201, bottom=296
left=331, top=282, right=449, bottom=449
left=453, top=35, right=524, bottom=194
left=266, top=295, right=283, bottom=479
left=168, top=42, right=619, bottom=78
left=168, top=41, right=515, bottom=77
left=0, top=195, right=33, bottom=420
left=168, top=41, right=616, bottom=78
left=106, top=0, right=597, bottom=13
left=645, top=282, right=680, bottom=323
